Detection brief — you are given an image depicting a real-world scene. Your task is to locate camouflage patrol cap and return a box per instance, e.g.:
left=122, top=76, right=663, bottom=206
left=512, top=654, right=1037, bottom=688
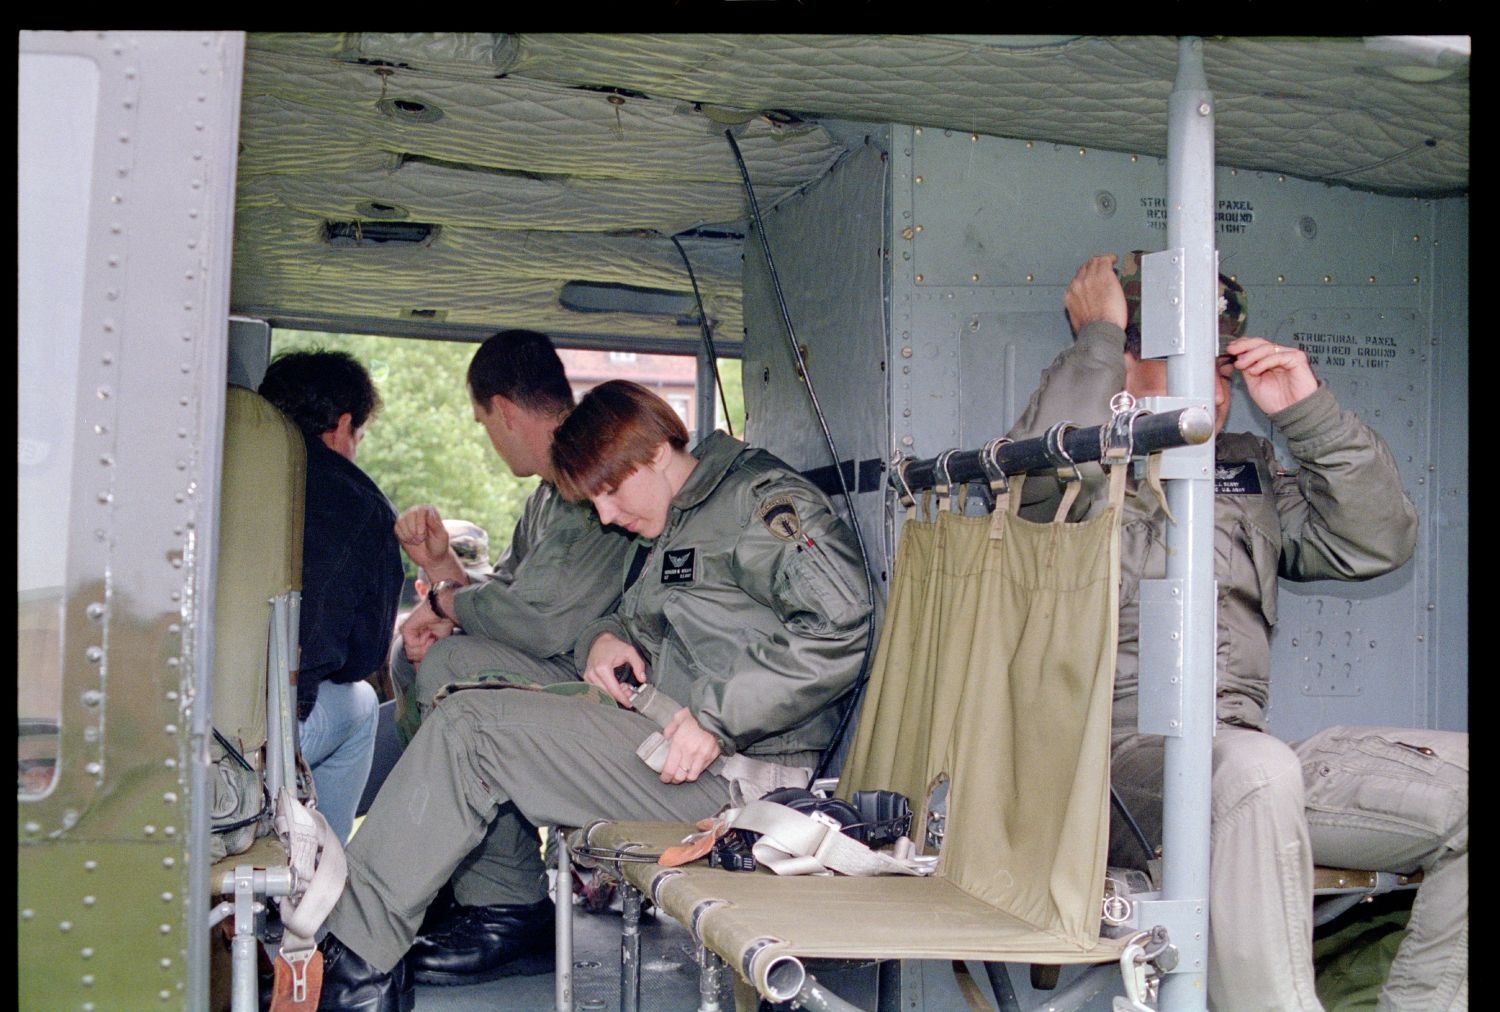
left=1118, top=250, right=1248, bottom=353
left=444, top=519, right=491, bottom=575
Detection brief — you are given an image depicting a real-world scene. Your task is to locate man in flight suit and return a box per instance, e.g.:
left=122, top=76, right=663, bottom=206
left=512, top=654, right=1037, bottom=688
left=1009, top=254, right=1467, bottom=1011
left=383, top=330, right=634, bottom=987
left=312, top=381, right=871, bottom=1011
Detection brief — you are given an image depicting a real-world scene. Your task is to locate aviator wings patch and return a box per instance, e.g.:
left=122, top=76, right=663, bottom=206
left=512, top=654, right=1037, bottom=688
left=661, top=547, right=696, bottom=584
left=1214, top=462, right=1263, bottom=495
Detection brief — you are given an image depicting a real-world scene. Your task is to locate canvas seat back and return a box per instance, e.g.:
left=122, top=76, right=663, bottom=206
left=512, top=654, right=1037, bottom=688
left=837, top=476, right=1121, bottom=946
left=209, top=384, right=305, bottom=863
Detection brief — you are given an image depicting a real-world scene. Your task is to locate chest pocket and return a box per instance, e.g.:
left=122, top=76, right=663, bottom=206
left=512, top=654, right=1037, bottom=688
left=660, top=593, right=745, bottom=683
left=512, top=521, right=584, bottom=603
left=1118, top=517, right=1164, bottom=610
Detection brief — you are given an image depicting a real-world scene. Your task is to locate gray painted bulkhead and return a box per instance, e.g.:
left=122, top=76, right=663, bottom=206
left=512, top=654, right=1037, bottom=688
left=742, top=138, right=895, bottom=616
left=744, top=123, right=1467, bottom=743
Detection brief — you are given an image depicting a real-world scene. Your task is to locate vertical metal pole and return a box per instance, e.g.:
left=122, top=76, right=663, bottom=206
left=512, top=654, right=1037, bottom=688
left=265, top=596, right=287, bottom=799
left=555, top=831, right=574, bottom=1012
left=286, top=590, right=302, bottom=757
left=620, top=883, right=642, bottom=1012
left=1160, top=35, right=1216, bottom=1012
left=696, top=946, right=726, bottom=1012
left=695, top=344, right=717, bottom=444
left=230, top=869, right=259, bottom=1012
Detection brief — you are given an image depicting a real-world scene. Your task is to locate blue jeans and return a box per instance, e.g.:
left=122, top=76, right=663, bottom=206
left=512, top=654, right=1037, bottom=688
left=299, top=679, right=380, bottom=844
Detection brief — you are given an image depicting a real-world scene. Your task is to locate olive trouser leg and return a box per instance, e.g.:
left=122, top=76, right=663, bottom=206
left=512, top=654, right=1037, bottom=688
left=1295, top=725, right=1468, bottom=1012
left=1113, top=727, right=1322, bottom=1012
left=390, top=634, right=580, bottom=745
left=390, top=635, right=582, bottom=906
left=1111, top=724, right=1468, bottom=1012
left=326, top=688, right=734, bottom=973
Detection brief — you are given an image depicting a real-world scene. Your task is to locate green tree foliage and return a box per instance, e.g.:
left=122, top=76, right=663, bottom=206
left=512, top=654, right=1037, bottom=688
left=272, top=330, right=538, bottom=581
left=713, top=358, right=746, bottom=436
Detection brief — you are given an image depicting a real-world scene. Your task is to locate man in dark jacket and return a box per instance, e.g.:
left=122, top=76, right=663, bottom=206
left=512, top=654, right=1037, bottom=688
left=260, top=349, right=405, bottom=845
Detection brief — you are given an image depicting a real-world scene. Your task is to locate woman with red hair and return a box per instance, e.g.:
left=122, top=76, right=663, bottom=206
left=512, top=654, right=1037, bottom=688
left=310, top=380, right=871, bottom=1005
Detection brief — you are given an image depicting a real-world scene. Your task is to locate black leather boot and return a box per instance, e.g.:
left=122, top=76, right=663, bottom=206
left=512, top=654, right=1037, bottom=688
left=317, top=932, right=414, bottom=1012
left=408, top=898, right=556, bottom=986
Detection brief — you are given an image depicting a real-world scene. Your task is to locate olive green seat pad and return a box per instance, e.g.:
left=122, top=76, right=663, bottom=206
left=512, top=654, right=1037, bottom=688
left=576, top=819, right=1128, bottom=968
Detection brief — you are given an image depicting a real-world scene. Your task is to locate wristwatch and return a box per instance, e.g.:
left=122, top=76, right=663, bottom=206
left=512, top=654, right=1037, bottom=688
left=427, top=579, right=463, bottom=622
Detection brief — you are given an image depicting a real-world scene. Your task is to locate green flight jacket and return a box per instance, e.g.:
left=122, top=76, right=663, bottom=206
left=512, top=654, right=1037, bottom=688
left=450, top=482, right=633, bottom=659
left=573, top=432, right=871, bottom=764
left=1007, top=320, right=1418, bottom=732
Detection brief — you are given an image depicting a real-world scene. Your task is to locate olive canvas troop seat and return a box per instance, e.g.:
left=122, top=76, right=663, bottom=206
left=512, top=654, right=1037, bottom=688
left=574, top=466, right=1138, bottom=1008
left=207, top=386, right=347, bottom=1012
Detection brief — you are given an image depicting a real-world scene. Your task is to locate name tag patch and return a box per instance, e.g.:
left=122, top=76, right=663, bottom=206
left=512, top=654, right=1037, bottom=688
left=661, top=547, right=697, bottom=584
left=1214, top=462, right=1263, bottom=496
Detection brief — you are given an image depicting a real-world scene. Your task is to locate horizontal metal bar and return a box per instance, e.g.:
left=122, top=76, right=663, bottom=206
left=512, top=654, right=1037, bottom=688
left=893, top=406, right=1213, bottom=494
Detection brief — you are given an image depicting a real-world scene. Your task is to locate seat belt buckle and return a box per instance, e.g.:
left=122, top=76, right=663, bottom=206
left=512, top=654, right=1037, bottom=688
left=807, top=810, right=847, bottom=865
left=808, top=809, right=844, bottom=834
left=269, top=946, right=323, bottom=1011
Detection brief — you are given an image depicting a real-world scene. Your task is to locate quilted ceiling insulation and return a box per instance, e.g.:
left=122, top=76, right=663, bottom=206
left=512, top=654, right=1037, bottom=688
left=233, top=33, right=1469, bottom=347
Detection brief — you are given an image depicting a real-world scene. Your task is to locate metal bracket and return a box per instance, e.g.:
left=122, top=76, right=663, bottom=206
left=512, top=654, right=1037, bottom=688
left=1140, top=249, right=1186, bottom=359
left=1123, top=898, right=1208, bottom=975
left=1043, top=422, right=1081, bottom=483
left=1138, top=579, right=1186, bottom=737
left=980, top=436, right=1012, bottom=494
left=1137, top=396, right=1214, bottom=480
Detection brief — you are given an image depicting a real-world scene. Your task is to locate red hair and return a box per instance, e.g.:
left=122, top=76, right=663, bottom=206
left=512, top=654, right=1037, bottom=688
left=551, top=380, right=689, bottom=500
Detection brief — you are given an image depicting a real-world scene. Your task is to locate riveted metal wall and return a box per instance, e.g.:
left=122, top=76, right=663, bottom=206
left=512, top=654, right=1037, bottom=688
left=743, top=138, right=893, bottom=603
left=887, top=125, right=1466, bottom=738
left=18, top=31, right=244, bottom=1011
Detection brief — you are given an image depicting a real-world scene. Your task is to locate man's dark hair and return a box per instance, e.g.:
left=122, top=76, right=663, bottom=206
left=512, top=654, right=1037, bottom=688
left=466, top=330, right=575, bottom=416
left=259, top=348, right=381, bottom=438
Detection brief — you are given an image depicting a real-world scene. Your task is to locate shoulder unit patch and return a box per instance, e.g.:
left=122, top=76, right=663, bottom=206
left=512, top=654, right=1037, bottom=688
left=757, top=494, right=803, bottom=542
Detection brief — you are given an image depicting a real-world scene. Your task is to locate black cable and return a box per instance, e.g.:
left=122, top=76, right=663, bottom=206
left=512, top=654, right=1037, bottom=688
left=668, top=233, right=735, bottom=438
left=213, top=727, right=256, bottom=772
left=1111, top=785, right=1158, bottom=868
left=722, top=128, right=876, bottom=780
left=211, top=728, right=271, bottom=832
left=983, top=962, right=1023, bottom=1012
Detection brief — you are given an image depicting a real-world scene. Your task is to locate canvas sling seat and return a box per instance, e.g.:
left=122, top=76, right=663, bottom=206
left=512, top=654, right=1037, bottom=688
left=207, top=386, right=346, bottom=1012
left=573, top=467, right=1137, bottom=1006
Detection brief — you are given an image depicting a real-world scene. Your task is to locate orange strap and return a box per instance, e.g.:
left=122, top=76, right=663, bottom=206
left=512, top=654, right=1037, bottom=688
left=657, top=817, right=728, bottom=867
left=268, top=949, right=323, bottom=1012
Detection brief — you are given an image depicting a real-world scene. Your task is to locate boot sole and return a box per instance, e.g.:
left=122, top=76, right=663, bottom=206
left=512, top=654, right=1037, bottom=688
left=412, top=949, right=554, bottom=986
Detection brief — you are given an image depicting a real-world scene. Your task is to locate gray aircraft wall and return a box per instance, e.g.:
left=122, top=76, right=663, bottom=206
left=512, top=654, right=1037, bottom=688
left=742, top=139, right=894, bottom=618
left=745, top=123, right=1466, bottom=740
